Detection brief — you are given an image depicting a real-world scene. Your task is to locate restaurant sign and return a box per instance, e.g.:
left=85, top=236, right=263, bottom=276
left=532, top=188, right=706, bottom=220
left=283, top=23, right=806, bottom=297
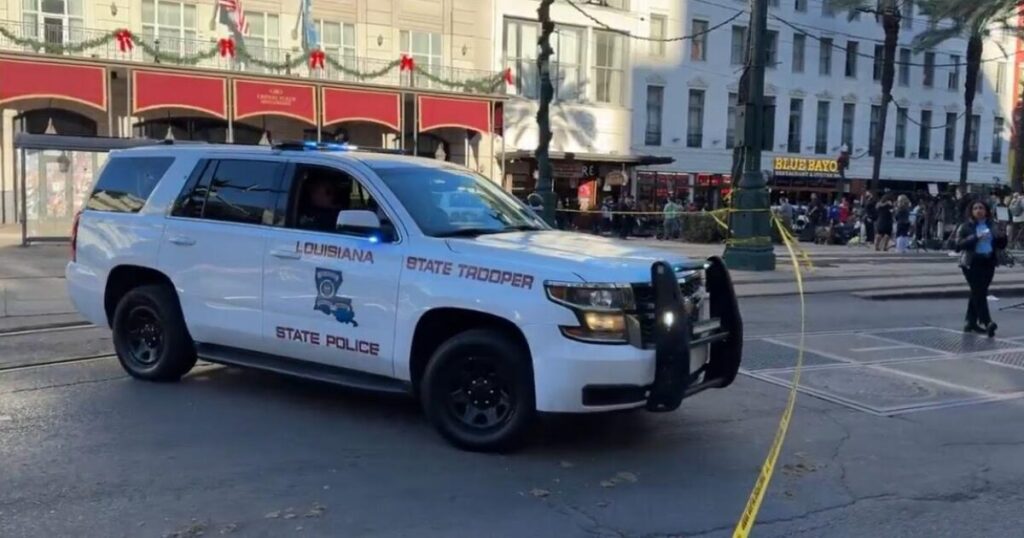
left=773, top=156, right=840, bottom=177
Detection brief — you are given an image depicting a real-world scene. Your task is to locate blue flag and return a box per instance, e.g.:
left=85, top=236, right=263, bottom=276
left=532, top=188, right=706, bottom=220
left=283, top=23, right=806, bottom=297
left=301, top=0, right=318, bottom=50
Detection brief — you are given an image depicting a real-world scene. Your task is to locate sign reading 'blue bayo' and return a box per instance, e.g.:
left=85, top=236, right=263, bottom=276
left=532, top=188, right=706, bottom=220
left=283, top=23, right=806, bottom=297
left=314, top=268, right=358, bottom=327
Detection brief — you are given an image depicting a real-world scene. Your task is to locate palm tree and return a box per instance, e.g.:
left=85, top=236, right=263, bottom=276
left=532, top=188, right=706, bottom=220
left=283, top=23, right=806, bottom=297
left=913, top=0, right=1017, bottom=189
left=535, top=0, right=556, bottom=224
left=832, top=0, right=902, bottom=191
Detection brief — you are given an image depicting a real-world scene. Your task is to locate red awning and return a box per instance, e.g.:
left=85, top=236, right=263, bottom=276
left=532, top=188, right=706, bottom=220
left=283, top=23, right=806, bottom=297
left=322, top=87, right=400, bottom=131
left=0, top=58, right=106, bottom=111
left=133, top=70, right=227, bottom=118
left=233, top=79, right=316, bottom=124
left=417, top=95, right=491, bottom=134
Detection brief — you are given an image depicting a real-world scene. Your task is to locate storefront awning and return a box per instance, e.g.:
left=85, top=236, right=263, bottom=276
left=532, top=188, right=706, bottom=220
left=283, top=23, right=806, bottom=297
left=233, top=79, right=316, bottom=125
left=132, top=70, right=227, bottom=118
left=505, top=150, right=675, bottom=166
left=0, top=58, right=106, bottom=111
left=322, top=87, right=400, bottom=131
left=418, top=95, right=490, bottom=134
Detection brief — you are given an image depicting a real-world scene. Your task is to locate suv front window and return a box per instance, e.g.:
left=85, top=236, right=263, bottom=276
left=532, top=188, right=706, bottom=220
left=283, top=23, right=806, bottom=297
left=374, top=166, right=548, bottom=237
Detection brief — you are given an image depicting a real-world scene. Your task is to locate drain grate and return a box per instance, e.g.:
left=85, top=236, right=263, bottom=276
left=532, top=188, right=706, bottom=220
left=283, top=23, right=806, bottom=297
left=869, top=328, right=1016, bottom=354
left=758, top=365, right=989, bottom=415
left=741, top=327, right=1024, bottom=416
left=742, top=339, right=843, bottom=371
left=978, top=352, right=1024, bottom=371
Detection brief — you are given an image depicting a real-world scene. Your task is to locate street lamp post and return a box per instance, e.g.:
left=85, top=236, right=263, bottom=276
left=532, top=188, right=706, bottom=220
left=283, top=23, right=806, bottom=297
left=723, top=0, right=776, bottom=271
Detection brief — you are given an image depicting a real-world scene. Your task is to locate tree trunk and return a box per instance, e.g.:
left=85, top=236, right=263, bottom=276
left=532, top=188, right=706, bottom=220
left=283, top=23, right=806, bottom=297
left=960, top=34, right=983, bottom=190
left=871, top=4, right=900, bottom=192
left=535, top=0, right=556, bottom=224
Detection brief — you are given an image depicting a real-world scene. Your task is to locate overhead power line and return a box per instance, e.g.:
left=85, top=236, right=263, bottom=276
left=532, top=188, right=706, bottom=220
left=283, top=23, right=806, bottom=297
left=563, top=0, right=744, bottom=42
left=771, top=14, right=1012, bottom=68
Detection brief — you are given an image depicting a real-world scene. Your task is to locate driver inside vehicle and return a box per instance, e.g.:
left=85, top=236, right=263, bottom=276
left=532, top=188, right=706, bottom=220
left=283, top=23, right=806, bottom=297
left=296, top=172, right=347, bottom=232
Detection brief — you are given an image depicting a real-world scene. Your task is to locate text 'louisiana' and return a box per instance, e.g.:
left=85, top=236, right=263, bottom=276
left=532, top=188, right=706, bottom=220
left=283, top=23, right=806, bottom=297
left=295, top=241, right=374, bottom=264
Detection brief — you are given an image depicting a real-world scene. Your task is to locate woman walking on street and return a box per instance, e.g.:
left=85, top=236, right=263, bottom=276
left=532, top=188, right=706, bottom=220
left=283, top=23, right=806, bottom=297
left=957, top=201, right=1007, bottom=337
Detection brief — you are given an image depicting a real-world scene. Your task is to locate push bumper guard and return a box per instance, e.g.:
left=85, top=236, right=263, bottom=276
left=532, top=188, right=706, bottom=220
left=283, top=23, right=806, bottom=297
left=646, top=256, right=744, bottom=412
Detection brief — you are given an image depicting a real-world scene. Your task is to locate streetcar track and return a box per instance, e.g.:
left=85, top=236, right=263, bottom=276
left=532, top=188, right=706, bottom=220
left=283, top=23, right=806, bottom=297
left=0, top=354, right=116, bottom=373
left=0, top=322, right=98, bottom=338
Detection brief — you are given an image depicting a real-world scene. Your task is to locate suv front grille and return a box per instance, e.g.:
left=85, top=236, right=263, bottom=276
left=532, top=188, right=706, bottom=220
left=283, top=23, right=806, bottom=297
left=631, top=275, right=704, bottom=348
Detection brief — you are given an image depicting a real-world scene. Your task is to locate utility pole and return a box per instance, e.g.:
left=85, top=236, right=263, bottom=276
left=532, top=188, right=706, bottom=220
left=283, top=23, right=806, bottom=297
left=535, top=0, right=556, bottom=225
left=723, top=0, right=775, bottom=271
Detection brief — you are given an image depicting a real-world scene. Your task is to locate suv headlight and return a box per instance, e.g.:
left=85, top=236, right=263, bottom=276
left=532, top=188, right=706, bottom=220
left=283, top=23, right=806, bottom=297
left=545, top=282, right=634, bottom=343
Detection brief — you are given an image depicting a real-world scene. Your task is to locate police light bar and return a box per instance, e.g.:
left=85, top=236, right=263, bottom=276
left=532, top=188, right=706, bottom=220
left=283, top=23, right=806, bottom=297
left=273, top=140, right=358, bottom=152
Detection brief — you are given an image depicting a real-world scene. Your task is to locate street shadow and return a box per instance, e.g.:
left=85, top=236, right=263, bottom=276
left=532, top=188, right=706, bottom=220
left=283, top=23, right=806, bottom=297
left=180, top=364, right=696, bottom=454
left=183, top=364, right=423, bottom=423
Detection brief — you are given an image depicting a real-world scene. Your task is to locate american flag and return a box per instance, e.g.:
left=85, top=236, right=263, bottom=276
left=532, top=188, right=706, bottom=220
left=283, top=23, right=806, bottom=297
left=218, top=0, right=248, bottom=36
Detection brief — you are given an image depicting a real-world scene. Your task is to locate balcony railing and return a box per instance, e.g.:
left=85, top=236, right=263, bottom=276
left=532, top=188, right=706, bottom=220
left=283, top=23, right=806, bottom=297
left=0, top=19, right=502, bottom=94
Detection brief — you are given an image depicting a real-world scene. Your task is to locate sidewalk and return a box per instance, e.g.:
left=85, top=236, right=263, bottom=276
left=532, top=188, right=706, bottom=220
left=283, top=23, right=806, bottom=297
left=3, top=225, right=1020, bottom=332
left=628, top=237, right=1024, bottom=299
left=0, top=226, right=79, bottom=328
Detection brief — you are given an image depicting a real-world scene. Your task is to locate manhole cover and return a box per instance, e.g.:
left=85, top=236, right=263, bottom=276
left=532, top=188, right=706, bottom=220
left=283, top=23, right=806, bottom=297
left=742, top=339, right=842, bottom=371
left=870, top=328, right=1015, bottom=354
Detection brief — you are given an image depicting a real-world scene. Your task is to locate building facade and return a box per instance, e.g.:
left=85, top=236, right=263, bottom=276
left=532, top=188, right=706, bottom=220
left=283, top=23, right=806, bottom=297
left=630, top=0, right=1017, bottom=205
left=0, top=0, right=508, bottom=233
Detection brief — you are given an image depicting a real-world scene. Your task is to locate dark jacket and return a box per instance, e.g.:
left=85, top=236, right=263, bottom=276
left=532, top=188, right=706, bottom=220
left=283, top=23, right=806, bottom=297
left=956, top=219, right=1008, bottom=268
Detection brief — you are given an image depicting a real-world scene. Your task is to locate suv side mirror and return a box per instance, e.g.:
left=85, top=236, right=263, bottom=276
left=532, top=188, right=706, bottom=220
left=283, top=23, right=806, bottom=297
left=336, top=210, right=381, bottom=234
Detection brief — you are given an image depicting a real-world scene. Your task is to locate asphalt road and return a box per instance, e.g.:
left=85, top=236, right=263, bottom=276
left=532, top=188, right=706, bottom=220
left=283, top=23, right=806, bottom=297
left=2, top=294, right=1023, bottom=538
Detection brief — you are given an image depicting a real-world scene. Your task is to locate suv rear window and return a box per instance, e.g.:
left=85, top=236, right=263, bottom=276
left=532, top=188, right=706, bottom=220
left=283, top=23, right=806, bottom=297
left=85, top=156, right=174, bottom=213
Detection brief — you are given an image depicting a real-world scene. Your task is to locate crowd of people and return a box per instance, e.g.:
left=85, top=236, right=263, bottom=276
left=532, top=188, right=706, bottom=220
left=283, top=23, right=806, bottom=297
left=779, top=188, right=1024, bottom=254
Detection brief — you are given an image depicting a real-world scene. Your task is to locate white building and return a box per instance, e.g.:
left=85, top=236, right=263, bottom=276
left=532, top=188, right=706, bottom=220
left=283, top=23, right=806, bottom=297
left=495, top=0, right=1016, bottom=208
left=635, top=0, right=1016, bottom=205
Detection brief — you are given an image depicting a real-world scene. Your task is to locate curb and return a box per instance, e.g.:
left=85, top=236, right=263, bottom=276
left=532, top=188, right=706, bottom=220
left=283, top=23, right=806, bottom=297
left=853, top=286, right=1024, bottom=301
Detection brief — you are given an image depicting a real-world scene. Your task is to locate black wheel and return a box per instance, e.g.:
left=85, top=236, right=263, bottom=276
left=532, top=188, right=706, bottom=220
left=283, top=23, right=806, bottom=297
left=112, top=284, right=196, bottom=382
left=420, top=329, right=535, bottom=452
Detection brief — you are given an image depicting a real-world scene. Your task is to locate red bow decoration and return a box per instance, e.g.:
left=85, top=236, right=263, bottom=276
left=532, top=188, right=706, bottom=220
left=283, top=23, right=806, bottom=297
left=399, top=54, right=415, bottom=72
left=115, top=29, right=134, bottom=53
left=503, top=68, right=513, bottom=85
left=309, top=49, right=325, bottom=69
left=218, top=37, right=235, bottom=58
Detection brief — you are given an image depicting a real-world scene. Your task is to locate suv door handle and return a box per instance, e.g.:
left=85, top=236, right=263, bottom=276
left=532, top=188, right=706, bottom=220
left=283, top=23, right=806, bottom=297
left=270, top=249, right=302, bottom=260
left=167, top=235, right=196, bottom=246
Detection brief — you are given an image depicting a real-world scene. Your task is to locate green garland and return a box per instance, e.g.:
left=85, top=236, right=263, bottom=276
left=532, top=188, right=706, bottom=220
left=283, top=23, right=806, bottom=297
left=232, top=38, right=307, bottom=71
left=2, top=24, right=510, bottom=94
left=323, top=56, right=402, bottom=81
left=0, top=26, right=114, bottom=54
left=413, top=65, right=506, bottom=94
left=134, top=39, right=220, bottom=66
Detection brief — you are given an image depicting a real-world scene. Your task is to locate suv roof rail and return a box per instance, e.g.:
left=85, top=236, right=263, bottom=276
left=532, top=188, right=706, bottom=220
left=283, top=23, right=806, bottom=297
left=271, top=140, right=407, bottom=155
left=157, top=139, right=210, bottom=145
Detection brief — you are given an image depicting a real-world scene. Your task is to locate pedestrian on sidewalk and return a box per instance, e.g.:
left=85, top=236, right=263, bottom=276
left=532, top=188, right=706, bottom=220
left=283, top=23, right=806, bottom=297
left=863, top=192, right=877, bottom=244
left=895, top=195, right=912, bottom=253
left=956, top=200, right=1007, bottom=337
left=1009, top=192, right=1023, bottom=248
left=662, top=197, right=680, bottom=240
left=874, top=194, right=894, bottom=251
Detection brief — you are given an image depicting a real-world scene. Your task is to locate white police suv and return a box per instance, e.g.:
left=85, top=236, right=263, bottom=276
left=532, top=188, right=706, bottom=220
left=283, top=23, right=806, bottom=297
left=67, top=142, right=743, bottom=451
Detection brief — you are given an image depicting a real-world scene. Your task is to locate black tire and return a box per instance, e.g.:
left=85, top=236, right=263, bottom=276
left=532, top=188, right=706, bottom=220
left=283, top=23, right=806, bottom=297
left=420, top=329, right=535, bottom=452
left=111, top=284, right=196, bottom=382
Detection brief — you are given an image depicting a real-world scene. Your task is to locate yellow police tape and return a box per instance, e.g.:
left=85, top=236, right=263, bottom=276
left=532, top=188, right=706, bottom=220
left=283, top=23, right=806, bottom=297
left=731, top=217, right=807, bottom=538
left=554, top=207, right=814, bottom=270
left=558, top=204, right=812, bottom=533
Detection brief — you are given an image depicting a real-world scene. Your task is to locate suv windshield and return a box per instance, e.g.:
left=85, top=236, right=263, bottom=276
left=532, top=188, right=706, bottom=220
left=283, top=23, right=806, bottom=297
left=374, top=165, right=549, bottom=237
